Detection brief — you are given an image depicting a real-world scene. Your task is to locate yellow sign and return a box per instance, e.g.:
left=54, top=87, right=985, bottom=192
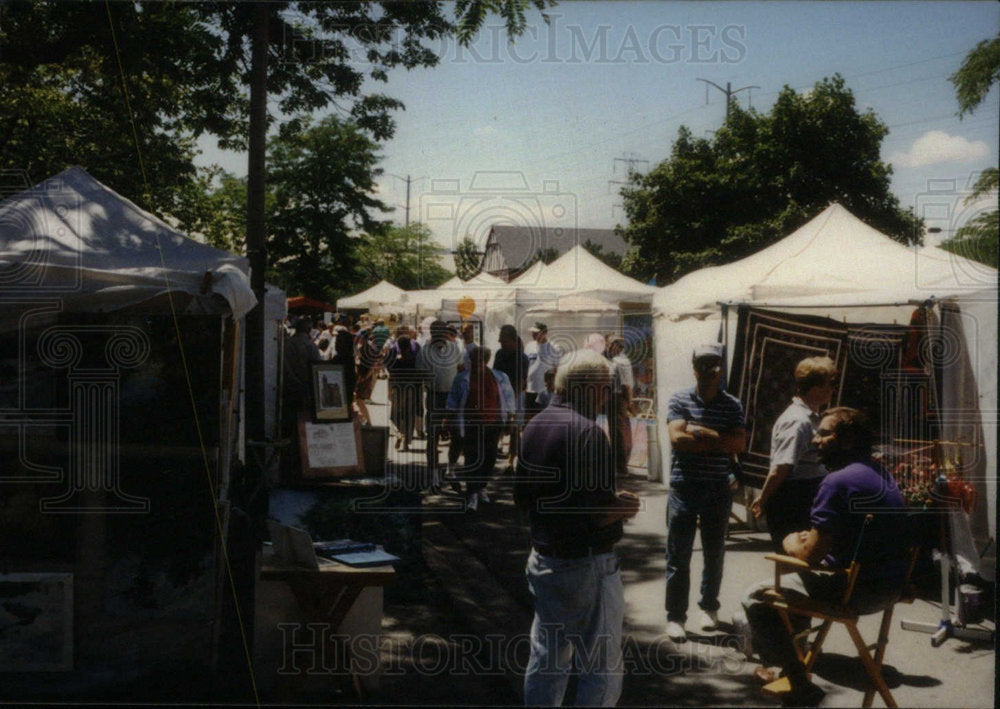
left=456, top=296, right=476, bottom=320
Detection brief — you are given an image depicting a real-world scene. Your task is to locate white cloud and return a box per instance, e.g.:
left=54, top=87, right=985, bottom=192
left=890, top=130, right=989, bottom=168
left=472, top=125, right=499, bottom=137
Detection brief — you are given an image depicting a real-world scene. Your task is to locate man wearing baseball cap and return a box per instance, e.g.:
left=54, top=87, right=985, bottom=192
left=664, top=343, right=746, bottom=642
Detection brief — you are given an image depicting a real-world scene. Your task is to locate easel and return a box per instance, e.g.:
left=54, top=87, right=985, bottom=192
left=897, top=439, right=994, bottom=647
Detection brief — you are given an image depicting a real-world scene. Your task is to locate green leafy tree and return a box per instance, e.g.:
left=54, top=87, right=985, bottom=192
left=454, top=236, right=484, bottom=280
left=951, top=32, right=1000, bottom=117
left=0, top=1, right=554, bottom=216
left=523, top=246, right=561, bottom=270
left=189, top=1, right=554, bottom=144
left=267, top=116, right=392, bottom=299
left=618, top=75, right=922, bottom=285
left=353, top=223, right=452, bottom=291
left=582, top=239, right=623, bottom=271
left=179, top=117, right=393, bottom=300
left=172, top=168, right=254, bottom=255
left=939, top=168, right=998, bottom=269
left=942, top=36, right=999, bottom=269
left=0, top=2, right=218, bottom=215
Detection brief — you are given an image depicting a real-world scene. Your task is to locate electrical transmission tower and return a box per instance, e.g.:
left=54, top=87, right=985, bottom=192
left=608, top=152, right=649, bottom=217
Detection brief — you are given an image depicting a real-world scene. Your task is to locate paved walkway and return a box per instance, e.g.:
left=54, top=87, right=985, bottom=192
left=365, top=379, right=995, bottom=707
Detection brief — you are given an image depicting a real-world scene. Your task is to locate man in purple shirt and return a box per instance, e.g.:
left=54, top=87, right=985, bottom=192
left=743, top=407, right=907, bottom=707
left=516, top=349, right=640, bottom=706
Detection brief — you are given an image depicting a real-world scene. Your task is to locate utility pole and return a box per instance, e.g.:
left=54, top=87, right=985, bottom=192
left=245, top=2, right=269, bottom=453
left=405, top=174, right=411, bottom=227
left=608, top=152, right=648, bottom=217
left=697, top=78, right=760, bottom=121
left=390, top=174, right=425, bottom=227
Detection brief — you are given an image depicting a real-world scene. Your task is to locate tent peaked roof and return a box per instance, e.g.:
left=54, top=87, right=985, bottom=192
left=657, top=202, right=998, bottom=315
left=507, top=259, right=548, bottom=287
left=0, top=166, right=255, bottom=319
left=439, top=271, right=507, bottom=290
left=337, top=279, right=405, bottom=309
left=525, top=245, right=656, bottom=295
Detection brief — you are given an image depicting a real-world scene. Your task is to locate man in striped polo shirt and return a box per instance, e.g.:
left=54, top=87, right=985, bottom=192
left=664, top=344, right=746, bottom=642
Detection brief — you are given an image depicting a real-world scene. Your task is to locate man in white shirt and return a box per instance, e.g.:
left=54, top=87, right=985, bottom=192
left=750, top=356, right=837, bottom=551
left=524, top=322, right=560, bottom=418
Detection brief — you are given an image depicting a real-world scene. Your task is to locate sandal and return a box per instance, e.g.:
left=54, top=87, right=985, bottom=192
left=754, top=666, right=778, bottom=684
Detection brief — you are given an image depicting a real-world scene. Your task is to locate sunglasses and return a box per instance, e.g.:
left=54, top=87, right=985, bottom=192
left=694, top=359, right=722, bottom=372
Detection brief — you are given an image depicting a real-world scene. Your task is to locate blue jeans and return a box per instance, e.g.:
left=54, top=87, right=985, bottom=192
left=665, top=479, right=732, bottom=623
left=524, top=550, right=624, bottom=707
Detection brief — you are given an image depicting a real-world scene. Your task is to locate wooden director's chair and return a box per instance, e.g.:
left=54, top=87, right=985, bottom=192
left=760, top=517, right=920, bottom=708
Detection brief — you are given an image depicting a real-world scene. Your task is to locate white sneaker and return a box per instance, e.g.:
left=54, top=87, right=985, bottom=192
left=666, top=620, right=687, bottom=642
left=478, top=489, right=491, bottom=503
left=465, top=493, right=479, bottom=512
left=699, top=610, right=720, bottom=631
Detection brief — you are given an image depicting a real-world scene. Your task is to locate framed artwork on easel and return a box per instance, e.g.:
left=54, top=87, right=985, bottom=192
left=312, top=363, right=351, bottom=421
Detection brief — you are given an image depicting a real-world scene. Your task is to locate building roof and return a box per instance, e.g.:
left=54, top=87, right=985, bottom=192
left=482, top=226, right=626, bottom=278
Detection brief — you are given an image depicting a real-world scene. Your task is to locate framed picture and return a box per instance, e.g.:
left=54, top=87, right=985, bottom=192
left=0, top=572, right=74, bottom=671
left=299, top=416, right=364, bottom=479
left=312, top=363, right=350, bottom=421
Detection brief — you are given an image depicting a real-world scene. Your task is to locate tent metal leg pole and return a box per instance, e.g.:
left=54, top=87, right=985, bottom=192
left=900, top=529, right=995, bottom=646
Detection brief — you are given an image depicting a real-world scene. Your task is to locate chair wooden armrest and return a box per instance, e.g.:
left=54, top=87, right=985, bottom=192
left=762, top=588, right=860, bottom=621
left=765, top=553, right=813, bottom=569
left=765, top=553, right=849, bottom=590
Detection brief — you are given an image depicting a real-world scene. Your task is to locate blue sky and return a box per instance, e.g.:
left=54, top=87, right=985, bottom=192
left=198, top=1, right=999, bottom=252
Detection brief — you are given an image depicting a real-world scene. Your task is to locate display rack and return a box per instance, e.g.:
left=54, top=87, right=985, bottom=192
left=892, top=439, right=994, bottom=647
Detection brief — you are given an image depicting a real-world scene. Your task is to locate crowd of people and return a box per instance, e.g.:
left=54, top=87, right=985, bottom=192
left=282, top=314, right=637, bottom=508
left=284, top=314, right=911, bottom=708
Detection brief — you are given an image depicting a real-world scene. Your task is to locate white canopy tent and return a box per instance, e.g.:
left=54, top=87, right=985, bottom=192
left=660, top=203, right=993, bottom=316
left=0, top=169, right=262, bottom=677
left=515, top=245, right=657, bottom=301
left=507, top=259, right=548, bottom=287
left=434, top=246, right=657, bottom=350
left=652, top=203, right=997, bottom=577
left=0, top=166, right=255, bottom=326
left=336, top=279, right=406, bottom=312
left=508, top=246, right=657, bottom=356
left=439, top=271, right=507, bottom=290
